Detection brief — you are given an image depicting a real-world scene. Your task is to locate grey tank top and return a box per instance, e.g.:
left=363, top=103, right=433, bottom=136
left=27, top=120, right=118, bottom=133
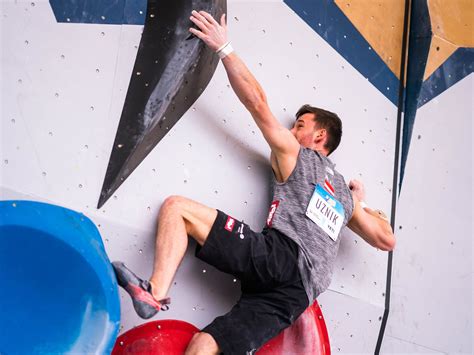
left=267, top=147, right=354, bottom=302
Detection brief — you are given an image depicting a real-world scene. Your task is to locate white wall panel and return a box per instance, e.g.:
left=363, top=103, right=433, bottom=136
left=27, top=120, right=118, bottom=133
left=1, top=0, right=407, bottom=352
left=382, top=335, right=447, bottom=355
left=227, top=1, right=397, bottom=310
left=318, top=291, right=385, bottom=353
left=384, top=75, right=473, bottom=354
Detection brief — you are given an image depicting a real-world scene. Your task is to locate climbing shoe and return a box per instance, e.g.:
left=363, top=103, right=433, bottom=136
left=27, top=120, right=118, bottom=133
left=112, top=261, right=170, bottom=319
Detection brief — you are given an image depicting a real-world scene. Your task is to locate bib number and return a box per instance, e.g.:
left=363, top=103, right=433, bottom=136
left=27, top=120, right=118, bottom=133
left=306, top=184, right=345, bottom=241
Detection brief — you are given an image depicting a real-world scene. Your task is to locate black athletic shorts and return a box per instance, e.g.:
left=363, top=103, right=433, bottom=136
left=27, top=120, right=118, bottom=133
left=195, top=210, right=310, bottom=354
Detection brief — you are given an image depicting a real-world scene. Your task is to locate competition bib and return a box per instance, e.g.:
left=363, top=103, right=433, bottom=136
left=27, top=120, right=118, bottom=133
left=306, top=184, right=345, bottom=241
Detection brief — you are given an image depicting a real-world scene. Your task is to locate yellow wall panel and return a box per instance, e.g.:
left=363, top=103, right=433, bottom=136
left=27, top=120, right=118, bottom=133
left=428, top=0, right=474, bottom=47
left=335, top=0, right=405, bottom=79
left=424, top=35, right=458, bottom=80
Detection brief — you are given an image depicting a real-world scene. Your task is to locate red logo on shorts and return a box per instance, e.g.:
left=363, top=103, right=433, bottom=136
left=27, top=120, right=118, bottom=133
left=266, top=201, right=280, bottom=227
left=225, top=216, right=235, bottom=232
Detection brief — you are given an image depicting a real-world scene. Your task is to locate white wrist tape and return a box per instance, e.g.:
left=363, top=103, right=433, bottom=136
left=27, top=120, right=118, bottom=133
left=217, top=42, right=233, bottom=59
left=216, top=42, right=229, bottom=52
left=359, top=201, right=368, bottom=209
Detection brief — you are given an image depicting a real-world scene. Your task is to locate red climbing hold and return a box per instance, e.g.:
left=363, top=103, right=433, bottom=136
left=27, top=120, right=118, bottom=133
left=112, top=301, right=330, bottom=354
left=112, top=319, right=199, bottom=355
left=258, top=301, right=331, bottom=354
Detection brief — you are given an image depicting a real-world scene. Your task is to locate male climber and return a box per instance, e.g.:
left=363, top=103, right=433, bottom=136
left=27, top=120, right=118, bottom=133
left=112, top=10, right=396, bottom=354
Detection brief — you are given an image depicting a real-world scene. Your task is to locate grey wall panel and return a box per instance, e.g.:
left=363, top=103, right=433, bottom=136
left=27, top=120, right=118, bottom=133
left=384, top=75, right=473, bottom=354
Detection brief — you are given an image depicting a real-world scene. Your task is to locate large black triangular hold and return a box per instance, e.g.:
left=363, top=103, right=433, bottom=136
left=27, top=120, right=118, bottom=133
left=98, top=0, right=227, bottom=208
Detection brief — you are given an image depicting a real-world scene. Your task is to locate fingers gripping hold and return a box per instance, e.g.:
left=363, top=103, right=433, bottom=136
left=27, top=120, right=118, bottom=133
left=189, top=9, right=228, bottom=52
left=191, top=10, right=210, bottom=28
left=200, top=10, right=220, bottom=27
left=220, top=13, right=226, bottom=27
left=349, top=179, right=366, bottom=202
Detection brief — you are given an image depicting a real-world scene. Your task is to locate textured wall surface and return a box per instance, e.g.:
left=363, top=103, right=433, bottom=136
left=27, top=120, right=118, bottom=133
left=1, top=0, right=472, bottom=353
left=382, top=75, right=473, bottom=354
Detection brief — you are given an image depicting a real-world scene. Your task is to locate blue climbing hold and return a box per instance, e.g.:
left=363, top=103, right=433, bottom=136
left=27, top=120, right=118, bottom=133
left=0, top=200, right=120, bottom=354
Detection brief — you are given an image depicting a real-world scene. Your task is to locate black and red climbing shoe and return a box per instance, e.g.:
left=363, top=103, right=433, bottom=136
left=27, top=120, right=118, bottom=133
left=112, top=261, right=170, bottom=319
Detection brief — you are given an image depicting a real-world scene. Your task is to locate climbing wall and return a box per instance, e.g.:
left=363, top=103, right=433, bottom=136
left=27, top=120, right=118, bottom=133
left=382, top=72, right=473, bottom=355
left=1, top=0, right=472, bottom=353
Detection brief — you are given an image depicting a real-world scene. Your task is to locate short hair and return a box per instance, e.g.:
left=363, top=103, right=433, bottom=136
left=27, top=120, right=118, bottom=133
left=295, top=104, right=342, bottom=155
